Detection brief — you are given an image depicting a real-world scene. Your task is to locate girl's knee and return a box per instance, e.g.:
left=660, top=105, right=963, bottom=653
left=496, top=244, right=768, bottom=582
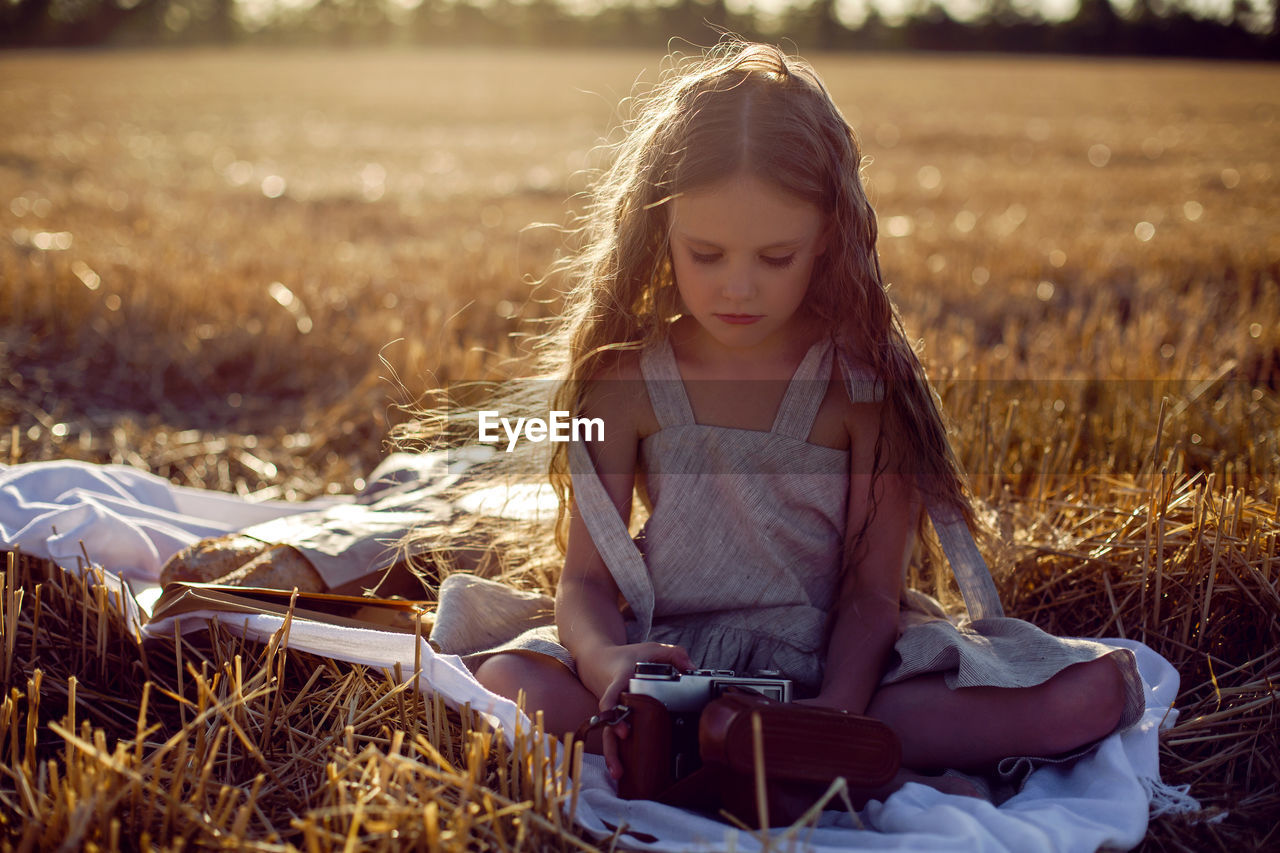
left=1092, top=656, right=1129, bottom=730
left=1043, top=657, right=1127, bottom=753
left=474, top=653, right=599, bottom=737
left=474, top=652, right=539, bottom=698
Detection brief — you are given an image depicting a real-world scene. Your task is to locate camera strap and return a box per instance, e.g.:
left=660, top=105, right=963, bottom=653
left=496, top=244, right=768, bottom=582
left=572, top=704, right=631, bottom=743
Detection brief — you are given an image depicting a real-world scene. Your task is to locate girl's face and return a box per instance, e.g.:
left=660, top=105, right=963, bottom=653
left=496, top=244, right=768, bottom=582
left=668, top=173, right=827, bottom=357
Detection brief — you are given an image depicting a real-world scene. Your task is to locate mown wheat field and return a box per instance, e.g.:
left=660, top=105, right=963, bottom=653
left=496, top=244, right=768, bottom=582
left=0, top=49, right=1277, bottom=850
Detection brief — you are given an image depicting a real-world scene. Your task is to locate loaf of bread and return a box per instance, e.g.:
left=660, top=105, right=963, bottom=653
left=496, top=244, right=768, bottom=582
left=160, top=534, right=325, bottom=593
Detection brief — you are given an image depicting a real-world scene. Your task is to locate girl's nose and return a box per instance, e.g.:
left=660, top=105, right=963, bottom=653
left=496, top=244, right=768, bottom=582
left=722, top=265, right=755, bottom=301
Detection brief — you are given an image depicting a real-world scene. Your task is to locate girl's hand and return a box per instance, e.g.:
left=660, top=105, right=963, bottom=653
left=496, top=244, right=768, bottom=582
left=593, top=641, right=694, bottom=781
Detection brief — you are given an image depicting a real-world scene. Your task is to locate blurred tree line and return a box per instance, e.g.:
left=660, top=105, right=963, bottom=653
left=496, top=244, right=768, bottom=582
left=1, top=0, right=1276, bottom=59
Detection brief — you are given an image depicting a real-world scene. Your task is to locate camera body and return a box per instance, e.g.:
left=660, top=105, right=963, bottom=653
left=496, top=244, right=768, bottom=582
left=627, top=662, right=793, bottom=711
left=620, top=662, right=793, bottom=789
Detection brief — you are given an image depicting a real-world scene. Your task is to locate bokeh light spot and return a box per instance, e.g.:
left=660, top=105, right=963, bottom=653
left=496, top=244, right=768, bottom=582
left=261, top=175, right=286, bottom=198
left=361, top=163, right=386, bottom=201
left=885, top=215, right=913, bottom=237
left=917, top=165, right=942, bottom=191
left=32, top=231, right=72, bottom=251
left=71, top=260, right=100, bottom=290
left=525, top=166, right=553, bottom=191
left=269, top=281, right=296, bottom=308
left=227, top=160, right=253, bottom=185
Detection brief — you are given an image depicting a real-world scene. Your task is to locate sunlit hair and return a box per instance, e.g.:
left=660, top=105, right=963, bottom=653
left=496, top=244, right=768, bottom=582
left=540, top=38, right=977, bottom=551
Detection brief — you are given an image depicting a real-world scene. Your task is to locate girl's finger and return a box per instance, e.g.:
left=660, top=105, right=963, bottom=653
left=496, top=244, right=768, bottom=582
left=600, top=676, right=626, bottom=712
left=603, top=728, right=623, bottom=780
left=659, top=643, right=695, bottom=672
left=647, top=643, right=689, bottom=669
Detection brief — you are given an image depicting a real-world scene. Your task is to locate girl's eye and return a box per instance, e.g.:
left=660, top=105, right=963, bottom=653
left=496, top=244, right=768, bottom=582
left=762, top=254, right=796, bottom=269
left=690, top=251, right=721, bottom=265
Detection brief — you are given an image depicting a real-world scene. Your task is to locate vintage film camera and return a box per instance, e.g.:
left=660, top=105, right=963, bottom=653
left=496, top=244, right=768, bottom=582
left=619, top=662, right=792, bottom=795
left=628, top=661, right=793, bottom=709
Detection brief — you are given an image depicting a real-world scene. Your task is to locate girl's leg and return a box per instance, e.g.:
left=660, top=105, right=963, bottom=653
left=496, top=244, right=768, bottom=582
left=474, top=652, right=602, bottom=746
left=866, top=656, right=1128, bottom=770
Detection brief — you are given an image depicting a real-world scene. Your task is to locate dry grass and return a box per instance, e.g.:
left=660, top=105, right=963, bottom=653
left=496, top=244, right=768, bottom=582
left=1, top=48, right=1278, bottom=850
left=0, top=551, right=600, bottom=851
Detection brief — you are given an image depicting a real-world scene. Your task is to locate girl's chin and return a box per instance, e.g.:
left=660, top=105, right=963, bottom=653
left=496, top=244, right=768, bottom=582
left=697, top=324, right=785, bottom=352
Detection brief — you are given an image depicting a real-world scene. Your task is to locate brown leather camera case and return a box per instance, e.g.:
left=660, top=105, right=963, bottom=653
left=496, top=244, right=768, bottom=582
left=617, top=687, right=902, bottom=827
left=616, top=692, right=674, bottom=801
left=699, top=690, right=901, bottom=789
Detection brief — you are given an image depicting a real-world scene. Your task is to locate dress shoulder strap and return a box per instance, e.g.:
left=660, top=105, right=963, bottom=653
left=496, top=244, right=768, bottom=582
left=927, top=503, right=1005, bottom=620
left=640, top=337, right=696, bottom=430
left=567, top=438, right=655, bottom=638
left=834, top=347, right=886, bottom=404
left=771, top=338, right=835, bottom=440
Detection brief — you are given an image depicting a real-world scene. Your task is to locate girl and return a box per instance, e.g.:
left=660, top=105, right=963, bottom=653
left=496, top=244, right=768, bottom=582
left=430, top=40, right=1144, bottom=799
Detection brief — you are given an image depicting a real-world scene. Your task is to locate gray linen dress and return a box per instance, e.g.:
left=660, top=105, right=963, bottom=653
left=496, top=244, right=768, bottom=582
left=430, top=335, right=1145, bottom=781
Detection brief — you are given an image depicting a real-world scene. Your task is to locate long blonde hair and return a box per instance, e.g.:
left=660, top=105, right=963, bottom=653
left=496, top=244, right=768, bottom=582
left=539, top=39, right=977, bottom=551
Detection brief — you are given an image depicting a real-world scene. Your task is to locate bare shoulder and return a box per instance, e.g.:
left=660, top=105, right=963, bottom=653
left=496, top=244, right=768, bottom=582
left=842, top=396, right=886, bottom=474
left=588, top=347, right=644, bottom=383
left=810, top=346, right=882, bottom=451
left=823, top=351, right=887, bottom=470
left=581, top=348, right=657, bottom=439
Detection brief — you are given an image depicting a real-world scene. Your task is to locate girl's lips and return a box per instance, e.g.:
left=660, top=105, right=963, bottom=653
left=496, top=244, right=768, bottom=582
left=715, top=313, right=763, bottom=325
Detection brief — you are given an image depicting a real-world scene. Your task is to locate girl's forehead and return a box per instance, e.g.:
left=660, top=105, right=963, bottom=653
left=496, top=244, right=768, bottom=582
left=668, top=174, right=823, bottom=243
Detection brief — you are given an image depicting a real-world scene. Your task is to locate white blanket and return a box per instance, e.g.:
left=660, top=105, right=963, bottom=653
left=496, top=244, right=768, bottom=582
left=0, top=459, right=1199, bottom=852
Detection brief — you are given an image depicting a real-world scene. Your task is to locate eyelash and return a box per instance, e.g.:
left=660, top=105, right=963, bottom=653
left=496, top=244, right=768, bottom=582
left=690, top=252, right=797, bottom=269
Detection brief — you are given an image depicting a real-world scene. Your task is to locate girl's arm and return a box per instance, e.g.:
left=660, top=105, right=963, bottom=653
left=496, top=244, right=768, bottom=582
left=813, top=400, right=920, bottom=715
left=556, top=356, right=692, bottom=704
